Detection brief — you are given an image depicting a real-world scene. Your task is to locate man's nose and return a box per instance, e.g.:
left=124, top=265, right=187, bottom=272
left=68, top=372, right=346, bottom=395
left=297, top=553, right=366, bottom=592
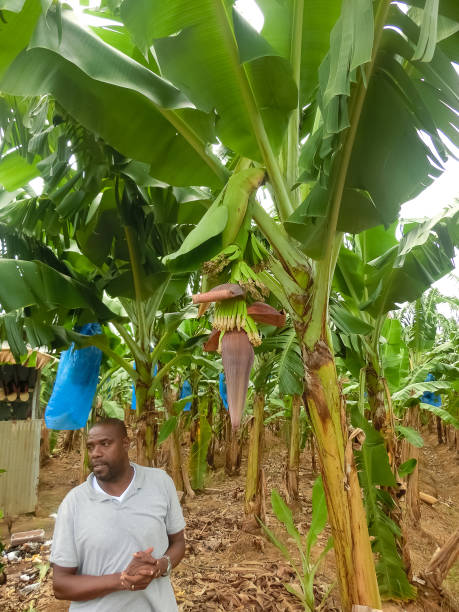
left=90, top=445, right=103, bottom=458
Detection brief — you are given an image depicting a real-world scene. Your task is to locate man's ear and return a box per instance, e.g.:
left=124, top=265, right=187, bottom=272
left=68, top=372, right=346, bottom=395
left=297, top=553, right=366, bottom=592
left=122, top=436, right=130, bottom=452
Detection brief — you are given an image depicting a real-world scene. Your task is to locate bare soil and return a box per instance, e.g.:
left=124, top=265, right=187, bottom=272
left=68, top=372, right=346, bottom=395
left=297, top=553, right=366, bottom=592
left=1, top=428, right=458, bottom=611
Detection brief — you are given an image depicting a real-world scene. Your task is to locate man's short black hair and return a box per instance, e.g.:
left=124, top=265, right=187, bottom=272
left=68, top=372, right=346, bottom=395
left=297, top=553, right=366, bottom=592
left=90, top=417, right=128, bottom=439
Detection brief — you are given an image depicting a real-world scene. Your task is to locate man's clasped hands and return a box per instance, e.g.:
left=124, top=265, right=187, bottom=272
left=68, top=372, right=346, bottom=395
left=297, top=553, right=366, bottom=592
left=120, top=547, right=167, bottom=592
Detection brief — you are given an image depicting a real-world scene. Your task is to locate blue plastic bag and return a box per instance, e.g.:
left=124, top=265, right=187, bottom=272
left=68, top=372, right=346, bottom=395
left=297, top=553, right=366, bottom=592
left=181, top=375, right=227, bottom=413
left=180, top=380, right=192, bottom=412
left=420, top=373, right=442, bottom=407
left=45, top=323, right=103, bottom=430
left=219, top=372, right=228, bottom=410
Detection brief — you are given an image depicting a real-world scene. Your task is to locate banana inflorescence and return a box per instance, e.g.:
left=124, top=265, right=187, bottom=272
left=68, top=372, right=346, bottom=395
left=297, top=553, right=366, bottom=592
left=230, top=260, right=268, bottom=300
left=212, top=298, right=261, bottom=348
left=202, top=244, right=242, bottom=276
left=169, top=165, right=284, bottom=430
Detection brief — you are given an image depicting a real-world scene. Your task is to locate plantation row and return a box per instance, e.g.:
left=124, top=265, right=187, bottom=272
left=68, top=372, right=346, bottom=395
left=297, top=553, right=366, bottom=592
left=0, top=0, right=458, bottom=609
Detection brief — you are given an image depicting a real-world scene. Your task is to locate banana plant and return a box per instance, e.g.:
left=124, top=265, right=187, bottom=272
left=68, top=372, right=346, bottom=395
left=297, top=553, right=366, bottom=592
left=1, top=1, right=458, bottom=608
left=243, top=349, right=277, bottom=524
left=389, top=295, right=459, bottom=524
left=0, top=95, right=209, bottom=464
left=332, top=222, right=458, bottom=595
left=254, top=325, right=304, bottom=501
left=260, top=478, right=334, bottom=611
left=155, top=318, right=219, bottom=492
left=334, top=209, right=458, bottom=425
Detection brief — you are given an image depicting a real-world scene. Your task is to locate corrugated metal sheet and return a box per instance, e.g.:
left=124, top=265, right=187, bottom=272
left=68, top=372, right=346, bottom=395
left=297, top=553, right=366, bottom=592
left=0, top=419, right=41, bottom=515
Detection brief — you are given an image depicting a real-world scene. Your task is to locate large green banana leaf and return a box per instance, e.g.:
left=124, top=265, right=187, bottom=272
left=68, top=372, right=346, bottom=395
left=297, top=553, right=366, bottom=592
left=334, top=208, right=458, bottom=319
left=392, top=380, right=453, bottom=404
left=256, top=0, right=342, bottom=106
left=0, top=152, right=39, bottom=191
left=0, top=0, right=41, bottom=80
left=363, top=209, right=458, bottom=317
left=0, top=259, right=115, bottom=320
left=2, top=0, right=457, bottom=240
left=256, top=327, right=304, bottom=396
left=120, top=0, right=297, bottom=159
left=286, top=3, right=458, bottom=254
left=380, top=319, right=410, bottom=391
left=351, top=407, right=416, bottom=600
left=0, top=7, right=225, bottom=188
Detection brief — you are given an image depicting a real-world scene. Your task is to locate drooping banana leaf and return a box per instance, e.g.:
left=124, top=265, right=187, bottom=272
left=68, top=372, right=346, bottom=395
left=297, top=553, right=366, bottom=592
left=120, top=0, right=297, bottom=159
left=0, top=152, right=40, bottom=191
left=0, top=0, right=41, bottom=80
left=287, top=4, right=458, bottom=255
left=362, top=210, right=458, bottom=317
left=256, top=0, right=342, bottom=106
left=256, top=328, right=304, bottom=396
left=1, top=8, right=225, bottom=189
left=351, top=408, right=416, bottom=600
left=420, top=402, right=459, bottom=428
left=392, top=380, right=452, bottom=405
left=0, top=258, right=115, bottom=321
left=395, top=425, right=424, bottom=448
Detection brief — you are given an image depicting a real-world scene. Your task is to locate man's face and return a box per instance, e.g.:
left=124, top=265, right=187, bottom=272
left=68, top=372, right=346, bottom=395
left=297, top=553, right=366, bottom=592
left=87, top=425, right=129, bottom=481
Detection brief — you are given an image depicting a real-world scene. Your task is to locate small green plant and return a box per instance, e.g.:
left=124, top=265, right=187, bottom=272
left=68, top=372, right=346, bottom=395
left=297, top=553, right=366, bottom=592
left=35, top=561, right=50, bottom=582
left=260, top=477, right=334, bottom=611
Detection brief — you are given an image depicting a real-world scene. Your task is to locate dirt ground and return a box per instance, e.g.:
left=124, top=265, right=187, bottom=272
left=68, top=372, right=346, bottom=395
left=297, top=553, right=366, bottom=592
left=0, top=427, right=458, bottom=611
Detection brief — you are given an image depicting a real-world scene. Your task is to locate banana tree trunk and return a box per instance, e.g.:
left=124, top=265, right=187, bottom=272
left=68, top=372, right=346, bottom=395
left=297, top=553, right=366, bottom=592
left=447, top=425, right=457, bottom=451
left=162, top=375, right=195, bottom=498
left=365, top=365, right=386, bottom=431
left=366, top=369, right=399, bottom=474
left=162, top=375, right=182, bottom=489
left=244, top=391, right=265, bottom=524
left=285, top=394, right=301, bottom=501
left=308, top=431, right=317, bottom=473
left=302, top=341, right=382, bottom=611
left=364, top=369, right=399, bottom=486
left=135, top=381, right=158, bottom=467
left=400, top=403, right=421, bottom=525
left=436, top=415, right=443, bottom=445
left=63, top=429, right=79, bottom=452
left=253, top=160, right=381, bottom=609
left=206, top=395, right=216, bottom=469
left=124, top=402, right=134, bottom=426
left=79, top=428, right=90, bottom=483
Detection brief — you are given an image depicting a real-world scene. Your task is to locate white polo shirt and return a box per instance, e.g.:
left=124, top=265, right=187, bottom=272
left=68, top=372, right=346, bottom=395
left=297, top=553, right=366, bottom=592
left=50, top=464, right=185, bottom=611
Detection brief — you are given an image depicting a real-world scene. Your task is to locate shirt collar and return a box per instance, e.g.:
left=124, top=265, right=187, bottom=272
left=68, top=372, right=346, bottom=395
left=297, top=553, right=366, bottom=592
left=85, top=462, right=143, bottom=502
left=131, top=463, right=145, bottom=489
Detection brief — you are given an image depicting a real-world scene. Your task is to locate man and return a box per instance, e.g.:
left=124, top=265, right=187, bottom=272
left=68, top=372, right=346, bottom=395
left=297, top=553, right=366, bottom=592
left=50, top=418, right=185, bottom=611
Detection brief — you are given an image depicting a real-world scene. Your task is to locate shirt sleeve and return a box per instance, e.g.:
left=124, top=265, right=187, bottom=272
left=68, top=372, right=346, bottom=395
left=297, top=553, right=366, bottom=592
left=164, top=474, right=186, bottom=535
left=50, top=493, right=79, bottom=568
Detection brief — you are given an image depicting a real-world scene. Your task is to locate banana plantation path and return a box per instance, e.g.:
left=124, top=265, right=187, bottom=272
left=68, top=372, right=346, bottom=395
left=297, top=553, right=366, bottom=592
left=1, top=428, right=458, bottom=612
